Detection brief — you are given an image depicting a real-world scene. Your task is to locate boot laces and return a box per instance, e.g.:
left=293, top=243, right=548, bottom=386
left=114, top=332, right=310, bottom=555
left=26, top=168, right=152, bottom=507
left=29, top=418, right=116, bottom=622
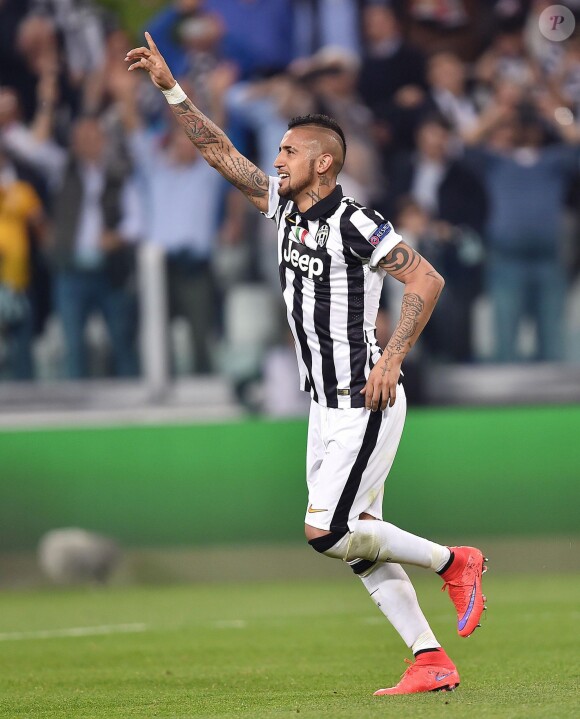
left=397, top=658, right=418, bottom=682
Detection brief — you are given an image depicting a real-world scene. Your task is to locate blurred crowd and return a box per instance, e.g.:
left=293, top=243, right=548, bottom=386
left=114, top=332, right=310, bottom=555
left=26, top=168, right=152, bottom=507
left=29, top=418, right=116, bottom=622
left=1, top=0, right=580, bottom=394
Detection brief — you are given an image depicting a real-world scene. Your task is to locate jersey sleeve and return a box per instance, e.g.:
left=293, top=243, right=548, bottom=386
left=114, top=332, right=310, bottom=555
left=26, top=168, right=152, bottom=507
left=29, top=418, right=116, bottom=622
left=261, top=176, right=285, bottom=222
left=344, top=206, right=403, bottom=268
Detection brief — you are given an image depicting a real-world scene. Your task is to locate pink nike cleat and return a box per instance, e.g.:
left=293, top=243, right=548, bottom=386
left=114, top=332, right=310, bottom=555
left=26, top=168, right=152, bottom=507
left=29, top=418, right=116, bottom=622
left=374, top=649, right=460, bottom=695
left=440, top=546, right=487, bottom=637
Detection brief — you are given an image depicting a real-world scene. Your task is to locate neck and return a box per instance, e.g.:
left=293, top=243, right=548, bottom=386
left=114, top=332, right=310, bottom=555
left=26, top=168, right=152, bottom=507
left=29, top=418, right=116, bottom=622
left=295, top=180, right=336, bottom=213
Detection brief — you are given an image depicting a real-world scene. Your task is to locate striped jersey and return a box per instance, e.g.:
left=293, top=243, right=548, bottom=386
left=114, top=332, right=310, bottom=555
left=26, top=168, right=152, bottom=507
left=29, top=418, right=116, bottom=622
left=263, top=177, right=403, bottom=409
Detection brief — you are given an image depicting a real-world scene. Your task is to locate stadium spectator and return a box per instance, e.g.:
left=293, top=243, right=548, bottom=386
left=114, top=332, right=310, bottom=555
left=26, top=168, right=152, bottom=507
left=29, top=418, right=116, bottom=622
left=144, top=0, right=225, bottom=122
left=386, top=115, right=487, bottom=361
left=387, top=114, right=487, bottom=237
left=475, top=20, right=538, bottom=92
left=394, top=198, right=485, bottom=363
left=11, top=12, right=82, bottom=140
left=544, top=33, right=580, bottom=118
left=0, top=143, right=45, bottom=380
left=0, top=74, right=65, bottom=191
left=524, top=0, right=568, bottom=77
left=147, top=0, right=294, bottom=82
left=464, top=94, right=580, bottom=362
left=425, top=51, right=479, bottom=137
left=292, top=0, right=361, bottom=58
left=112, top=69, right=242, bottom=374
left=48, top=116, right=140, bottom=379
left=203, top=0, right=294, bottom=80
left=178, top=12, right=225, bottom=119
left=0, top=0, right=36, bottom=120
left=25, top=0, right=108, bottom=116
left=405, top=0, right=492, bottom=60
left=145, top=0, right=222, bottom=80
left=357, top=3, right=427, bottom=162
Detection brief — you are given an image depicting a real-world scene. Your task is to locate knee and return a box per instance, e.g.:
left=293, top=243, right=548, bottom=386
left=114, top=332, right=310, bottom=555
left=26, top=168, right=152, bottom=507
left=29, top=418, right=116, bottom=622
left=306, top=526, right=349, bottom=558
left=304, top=513, right=375, bottom=543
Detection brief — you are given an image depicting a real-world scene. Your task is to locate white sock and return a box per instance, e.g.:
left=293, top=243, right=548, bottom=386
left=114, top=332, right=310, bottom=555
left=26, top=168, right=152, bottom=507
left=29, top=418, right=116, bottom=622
left=433, top=548, right=452, bottom=573
left=359, top=562, right=439, bottom=648
left=411, top=629, right=441, bottom=655
left=326, top=520, right=450, bottom=570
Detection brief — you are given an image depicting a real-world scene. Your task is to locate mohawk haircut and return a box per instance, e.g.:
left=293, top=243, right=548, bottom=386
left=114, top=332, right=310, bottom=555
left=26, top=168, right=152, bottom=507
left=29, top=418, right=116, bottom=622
left=287, top=114, right=347, bottom=158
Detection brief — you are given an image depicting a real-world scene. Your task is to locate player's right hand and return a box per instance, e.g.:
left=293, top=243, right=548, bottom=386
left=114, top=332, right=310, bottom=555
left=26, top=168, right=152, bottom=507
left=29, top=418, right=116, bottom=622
left=125, top=32, right=176, bottom=92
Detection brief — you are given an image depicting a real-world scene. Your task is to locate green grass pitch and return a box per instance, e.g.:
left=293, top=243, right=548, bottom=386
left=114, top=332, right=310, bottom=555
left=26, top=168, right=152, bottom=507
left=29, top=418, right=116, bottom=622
left=0, top=571, right=578, bottom=719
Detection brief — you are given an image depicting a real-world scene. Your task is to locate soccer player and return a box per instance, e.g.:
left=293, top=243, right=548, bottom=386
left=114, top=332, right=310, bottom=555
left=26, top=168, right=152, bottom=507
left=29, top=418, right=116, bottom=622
left=126, top=33, right=487, bottom=695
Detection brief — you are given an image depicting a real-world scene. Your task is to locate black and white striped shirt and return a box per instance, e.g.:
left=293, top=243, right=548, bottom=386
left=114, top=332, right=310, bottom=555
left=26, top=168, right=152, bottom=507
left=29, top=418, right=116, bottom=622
left=264, top=177, right=402, bottom=409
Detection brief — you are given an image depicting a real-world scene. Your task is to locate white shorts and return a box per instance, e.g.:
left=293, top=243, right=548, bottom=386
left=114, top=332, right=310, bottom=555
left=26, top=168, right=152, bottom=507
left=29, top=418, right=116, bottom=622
left=304, top=386, right=406, bottom=532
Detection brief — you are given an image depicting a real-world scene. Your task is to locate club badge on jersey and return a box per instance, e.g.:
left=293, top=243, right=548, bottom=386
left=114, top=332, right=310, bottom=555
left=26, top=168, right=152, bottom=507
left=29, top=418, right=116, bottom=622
left=315, top=222, right=330, bottom=247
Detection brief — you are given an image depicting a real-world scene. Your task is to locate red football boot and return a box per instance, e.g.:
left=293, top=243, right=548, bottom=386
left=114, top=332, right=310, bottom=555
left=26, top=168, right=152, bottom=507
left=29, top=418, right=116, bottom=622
left=440, top=546, right=487, bottom=637
left=374, top=649, right=460, bottom=696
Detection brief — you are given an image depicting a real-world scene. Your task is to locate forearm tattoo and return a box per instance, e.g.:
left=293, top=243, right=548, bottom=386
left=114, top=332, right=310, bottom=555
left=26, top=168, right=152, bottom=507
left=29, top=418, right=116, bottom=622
left=171, top=99, right=268, bottom=198
left=379, top=243, right=422, bottom=279
left=380, top=292, right=425, bottom=376
left=388, top=293, right=424, bottom=354
left=173, top=100, right=222, bottom=145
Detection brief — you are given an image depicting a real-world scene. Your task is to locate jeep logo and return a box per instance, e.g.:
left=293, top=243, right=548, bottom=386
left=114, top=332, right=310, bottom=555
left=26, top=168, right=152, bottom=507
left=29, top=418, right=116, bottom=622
left=282, top=239, right=329, bottom=282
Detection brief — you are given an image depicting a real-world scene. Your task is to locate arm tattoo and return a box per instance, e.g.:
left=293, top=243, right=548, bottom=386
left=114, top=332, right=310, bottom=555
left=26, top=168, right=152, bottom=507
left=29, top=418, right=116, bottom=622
left=387, top=293, right=424, bottom=356
left=379, top=293, right=425, bottom=376
left=207, top=151, right=269, bottom=197
left=379, top=243, right=422, bottom=279
left=173, top=100, right=222, bottom=145
left=171, top=99, right=268, bottom=199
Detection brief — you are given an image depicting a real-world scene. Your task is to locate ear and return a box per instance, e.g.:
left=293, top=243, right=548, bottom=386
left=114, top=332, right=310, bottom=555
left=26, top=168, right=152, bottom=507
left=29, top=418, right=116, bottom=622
left=317, top=153, right=333, bottom=175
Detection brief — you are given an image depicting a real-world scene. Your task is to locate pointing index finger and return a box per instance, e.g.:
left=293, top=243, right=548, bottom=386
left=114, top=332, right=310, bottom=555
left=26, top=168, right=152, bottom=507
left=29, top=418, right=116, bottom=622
left=145, top=31, right=158, bottom=52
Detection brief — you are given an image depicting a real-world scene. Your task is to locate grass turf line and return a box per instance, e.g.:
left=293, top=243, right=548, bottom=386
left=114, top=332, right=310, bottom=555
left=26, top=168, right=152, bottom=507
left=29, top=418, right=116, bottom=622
left=0, top=573, right=578, bottom=719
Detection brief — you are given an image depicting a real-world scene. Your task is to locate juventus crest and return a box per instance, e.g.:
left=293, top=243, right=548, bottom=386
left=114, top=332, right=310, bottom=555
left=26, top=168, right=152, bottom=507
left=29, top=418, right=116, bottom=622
left=315, top=222, right=330, bottom=247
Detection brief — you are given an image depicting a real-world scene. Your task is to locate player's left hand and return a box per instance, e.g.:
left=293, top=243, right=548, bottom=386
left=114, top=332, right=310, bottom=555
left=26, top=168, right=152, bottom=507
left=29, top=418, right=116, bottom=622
left=360, top=353, right=402, bottom=412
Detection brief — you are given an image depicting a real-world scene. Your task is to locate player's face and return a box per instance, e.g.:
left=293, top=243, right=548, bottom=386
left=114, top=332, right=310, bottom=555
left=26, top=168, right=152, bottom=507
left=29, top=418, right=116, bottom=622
left=274, top=129, right=319, bottom=200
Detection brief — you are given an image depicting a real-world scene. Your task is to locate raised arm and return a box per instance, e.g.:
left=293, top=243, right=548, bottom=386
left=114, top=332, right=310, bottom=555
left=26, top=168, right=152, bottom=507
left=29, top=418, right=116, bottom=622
left=125, top=32, right=269, bottom=212
left=362, top=242, right=444, bottom=411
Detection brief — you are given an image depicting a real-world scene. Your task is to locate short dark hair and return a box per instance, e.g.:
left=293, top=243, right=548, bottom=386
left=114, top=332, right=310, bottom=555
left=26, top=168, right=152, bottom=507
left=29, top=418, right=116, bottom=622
left=287, top=114, right=347, bottom=158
